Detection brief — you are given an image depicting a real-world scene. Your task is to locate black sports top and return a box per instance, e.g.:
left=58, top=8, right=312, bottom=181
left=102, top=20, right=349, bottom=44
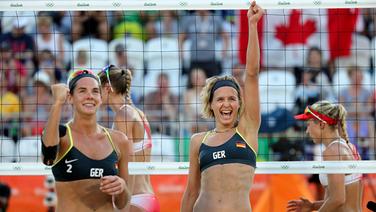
left=199, top=128, right=257, bottom=172
left=52, top=124, right=119, bottom=182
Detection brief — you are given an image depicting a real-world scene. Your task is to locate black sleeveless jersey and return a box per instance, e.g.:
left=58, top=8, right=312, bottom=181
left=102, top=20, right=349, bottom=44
left=52, top=124, right=119, bottom=182
left=199, top=129, right=257, bottom=172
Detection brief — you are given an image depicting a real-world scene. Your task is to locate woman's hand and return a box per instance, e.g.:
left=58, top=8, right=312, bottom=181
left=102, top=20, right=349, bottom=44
left=247, top=1, right=264, bottom=25
left=287, top=197, right=313, bottom=212
left=51, top=83, right=69, bottom=105
left=100, top=175, right=126, bottom=196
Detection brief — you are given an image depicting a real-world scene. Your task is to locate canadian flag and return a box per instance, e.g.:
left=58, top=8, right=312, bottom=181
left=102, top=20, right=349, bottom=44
left=238, top=8, right=363, bottom=68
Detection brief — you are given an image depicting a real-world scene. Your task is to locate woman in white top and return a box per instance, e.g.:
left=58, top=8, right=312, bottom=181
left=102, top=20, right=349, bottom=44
left=287, top=100, right=363, bottom=212
left=98, top=65, right=159, bottom=212
left=36, top=15, right=65, bottom=67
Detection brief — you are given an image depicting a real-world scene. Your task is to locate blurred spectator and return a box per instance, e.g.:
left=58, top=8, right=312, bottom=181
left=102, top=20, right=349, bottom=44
left=295, top=70, right=321, bottom=110
left=182, top=68, right=210, bottom=134
left=145, top=21, right=158, bottom=41
left=362, top=8, right=376, bottom=39
left=306, top=47, right=331, bottom=82
left=0, top=72, right=21, bottom=142
left=142, top=11, right=161, bottom=41
left=0, top=42, right=28, bottom=96
left=141, top=73, right=179, bottom=136
left=21, top=70, right=52, bottom=136
left=296, top=47, right=331, bottom=83
left=112, top=44, right=138, bottom=104
left=296, top=47, right=335, bottom=101
left=1, top=11, right=36, bottom=34
left=72, top=11, right=109, bottom=42
left=0, top=18, right=35, bottom=71
left=112, top=11, right=143, bottom=40
left=74, top=49, right=89, bottom=69
left=339, top=66, right=372, bottom=159
left=37, top=50, right=64, bottom=83
left=179, top=10, right=229, bottom=77
left=113, top=43, right=131, bottom=70
left=154, top=11, right=179, bottom=38
left=49, top=11, right=72, bottom=40
left=35, top=15, right=65, bottom=68
left=0, top=183, right=11, bottom=212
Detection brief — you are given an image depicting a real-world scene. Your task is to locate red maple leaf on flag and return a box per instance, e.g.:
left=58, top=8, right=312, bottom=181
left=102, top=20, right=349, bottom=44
left=275, top=10, right=317, bottom=45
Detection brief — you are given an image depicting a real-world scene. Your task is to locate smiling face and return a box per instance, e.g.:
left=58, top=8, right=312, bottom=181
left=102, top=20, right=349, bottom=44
left=210, top=86, right=240, bottom=127
left=69, top=77, right=102, bottom=115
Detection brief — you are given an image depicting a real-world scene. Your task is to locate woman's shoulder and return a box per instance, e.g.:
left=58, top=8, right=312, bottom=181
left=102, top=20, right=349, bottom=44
left=191, top=131, right=208, bottom=140
left=188, top=132, right=207, bottom=153
left=323, top=139, right=348, bottom=160
left=115, top=104, right=137, bottom=121
left=191, top=131, right=210, bottom=145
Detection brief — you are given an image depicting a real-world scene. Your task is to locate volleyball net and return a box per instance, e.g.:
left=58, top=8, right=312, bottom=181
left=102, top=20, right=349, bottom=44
left=0, top=0, right=375, bottom=176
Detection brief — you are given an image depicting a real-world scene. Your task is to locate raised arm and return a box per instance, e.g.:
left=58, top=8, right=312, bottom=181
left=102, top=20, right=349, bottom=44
left=181, top=134, right=202, bottom=212
left=238, top=2, right=264, bottom=134
left=42, top=84, right=69, bottom=147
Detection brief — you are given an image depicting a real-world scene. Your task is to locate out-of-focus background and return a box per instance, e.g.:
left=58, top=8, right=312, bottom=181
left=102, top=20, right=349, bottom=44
left=0, top=7, right=375, bottom=212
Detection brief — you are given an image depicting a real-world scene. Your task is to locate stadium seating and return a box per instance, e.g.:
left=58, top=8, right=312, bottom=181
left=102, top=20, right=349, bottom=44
left=144, top=37, right=186, bottom=95
left=72, top=38, right=109, bottom=72
left=17, top=136, right=42, bottom=163
left=259, top=70, right=296, bottom=114
left=0, top=136, right=16, bottom=162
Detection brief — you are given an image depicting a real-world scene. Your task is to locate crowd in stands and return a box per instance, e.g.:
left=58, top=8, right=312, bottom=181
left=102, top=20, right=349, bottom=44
left=0, top=9, right=375, bottom=162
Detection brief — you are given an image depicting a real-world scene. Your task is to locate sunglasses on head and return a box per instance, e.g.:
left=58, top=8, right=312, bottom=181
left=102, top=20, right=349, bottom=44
left=101, top=65, right=115, bottom=92
left=304, top=106, right=327, bottom=124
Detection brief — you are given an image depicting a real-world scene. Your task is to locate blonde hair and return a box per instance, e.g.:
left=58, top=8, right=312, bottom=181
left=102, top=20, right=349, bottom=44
left=201, top=75, right=242, bottom=119
left=311, top=100, right=349, bottom=143
left=98, top=66, right=132, bottom=98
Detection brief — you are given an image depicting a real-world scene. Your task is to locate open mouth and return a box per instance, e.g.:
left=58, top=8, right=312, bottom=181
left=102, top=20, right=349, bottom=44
left=220, top=110, right=232, bottom=119
left=83, top=103, right=96, bottom=109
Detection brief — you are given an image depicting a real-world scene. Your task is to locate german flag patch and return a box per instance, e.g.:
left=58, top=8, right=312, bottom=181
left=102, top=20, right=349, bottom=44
left=236, top=142, right=246, bottom=148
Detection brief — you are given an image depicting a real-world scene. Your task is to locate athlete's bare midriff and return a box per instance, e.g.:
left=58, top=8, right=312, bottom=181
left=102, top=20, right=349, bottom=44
left=55, top=180, right=113, bottom=212
left=194, top=164, right=255, bottom=212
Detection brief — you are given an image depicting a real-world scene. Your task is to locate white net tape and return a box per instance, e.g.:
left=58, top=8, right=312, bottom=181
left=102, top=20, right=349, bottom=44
left=1, top=161, right=375, bottom=176
left=0, top=0, right=374, bottom=11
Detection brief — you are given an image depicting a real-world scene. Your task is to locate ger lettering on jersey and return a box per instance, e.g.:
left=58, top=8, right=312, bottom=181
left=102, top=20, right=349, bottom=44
left=52, top=124, right=119, bottom=182
left=199, top=128, right=256, bottom=172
